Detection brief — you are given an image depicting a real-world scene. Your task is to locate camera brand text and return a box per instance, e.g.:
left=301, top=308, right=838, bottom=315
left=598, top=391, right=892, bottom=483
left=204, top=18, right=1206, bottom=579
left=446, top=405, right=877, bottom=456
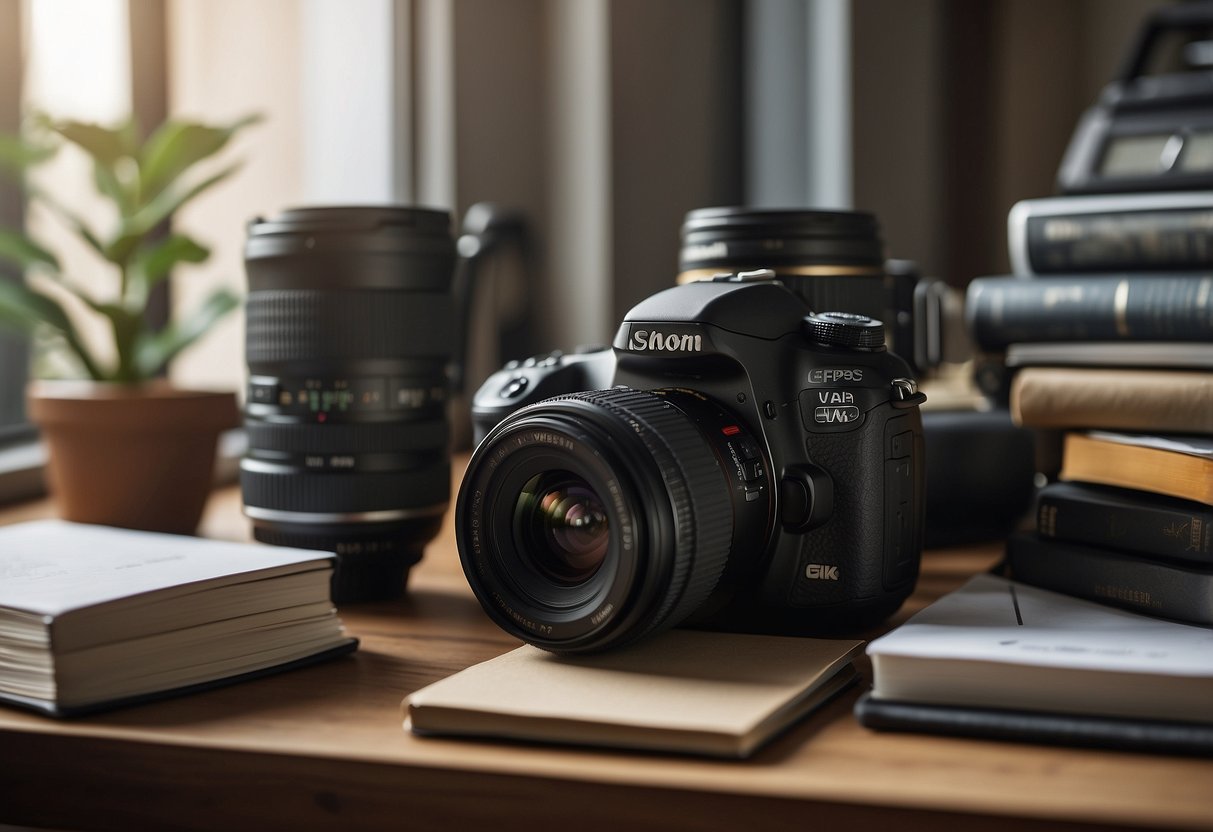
left=627, top=329, right=703, bottom=353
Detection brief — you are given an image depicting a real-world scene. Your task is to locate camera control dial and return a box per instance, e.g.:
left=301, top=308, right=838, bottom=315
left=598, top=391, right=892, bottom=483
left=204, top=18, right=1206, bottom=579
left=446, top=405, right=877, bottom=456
left=802, top=311, right=885, bottom=350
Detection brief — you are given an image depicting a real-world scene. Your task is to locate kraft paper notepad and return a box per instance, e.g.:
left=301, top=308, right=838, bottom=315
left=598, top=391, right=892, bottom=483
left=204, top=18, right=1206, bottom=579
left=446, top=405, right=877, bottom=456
left=404, top=631, right=861, bottom=758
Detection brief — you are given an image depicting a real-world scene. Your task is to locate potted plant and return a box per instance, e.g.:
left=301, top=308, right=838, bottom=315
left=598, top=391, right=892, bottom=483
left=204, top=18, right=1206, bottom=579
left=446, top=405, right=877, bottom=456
left=0, top=114, right=258, bottom=533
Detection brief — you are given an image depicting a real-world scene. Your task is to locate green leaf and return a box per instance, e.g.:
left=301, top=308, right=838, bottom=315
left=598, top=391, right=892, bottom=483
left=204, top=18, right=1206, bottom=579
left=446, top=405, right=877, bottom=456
left=81, top=299, right=144, bottom=382
left=135, top=287, right=238, bottom=377
left=105, top=163, right=240, bottom=264
left=48, top=118, right=137, bottom=167
left=0, top=278, right=105, bottom=379
left=139, top=114, right=260, bottom=203
left=27, top=184, right=107, bottom=258
left=46, top=119, right=141, bottom=212
left=0, top=134, right=56, bottom=175
left=92, top=160, right=134, bottom=213
left=0, top=278, right=67, bottom=332
left=0, top=229, right=59, bottom=272
left=133, top=233, right=210, bottom=286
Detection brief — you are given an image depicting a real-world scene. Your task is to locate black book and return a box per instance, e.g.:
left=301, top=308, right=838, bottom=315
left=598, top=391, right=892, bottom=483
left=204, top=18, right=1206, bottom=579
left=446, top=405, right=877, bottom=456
left=1007, top=532, right=1213, bottom=627
left=855, top=694, right=1213, bottom=758
left=966, top=275, right=1213, bottom=351
left=1008, top=192, right=1213, bottom=275
left=1037, top=482, right=1213, bottom=566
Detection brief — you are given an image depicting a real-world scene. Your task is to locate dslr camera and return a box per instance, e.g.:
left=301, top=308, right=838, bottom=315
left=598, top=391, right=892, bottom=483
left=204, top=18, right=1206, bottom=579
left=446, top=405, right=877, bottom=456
left=458, top=271, right=925, bottom=653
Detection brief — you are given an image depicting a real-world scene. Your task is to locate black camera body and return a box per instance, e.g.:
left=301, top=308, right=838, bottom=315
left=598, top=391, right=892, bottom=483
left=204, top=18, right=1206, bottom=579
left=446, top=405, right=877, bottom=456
left=460, top=275, right=925, bottom=652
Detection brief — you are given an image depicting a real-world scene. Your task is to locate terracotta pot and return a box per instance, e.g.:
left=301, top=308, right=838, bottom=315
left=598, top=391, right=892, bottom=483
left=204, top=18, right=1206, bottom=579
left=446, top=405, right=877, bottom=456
left=27, top=381, right=240, bottom=535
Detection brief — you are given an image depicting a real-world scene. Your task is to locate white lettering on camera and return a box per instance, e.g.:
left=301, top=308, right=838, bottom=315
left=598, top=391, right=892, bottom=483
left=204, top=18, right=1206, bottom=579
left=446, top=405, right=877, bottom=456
left=808, top=368, right=864, bottom=384
left=628, top=329, right=702, bottom=352
left=806, top=564, right=839, bottom=580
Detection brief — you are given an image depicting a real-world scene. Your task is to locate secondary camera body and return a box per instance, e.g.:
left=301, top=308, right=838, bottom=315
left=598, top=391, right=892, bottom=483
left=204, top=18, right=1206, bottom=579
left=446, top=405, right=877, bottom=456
left=460, top=276, right=925, bottom=652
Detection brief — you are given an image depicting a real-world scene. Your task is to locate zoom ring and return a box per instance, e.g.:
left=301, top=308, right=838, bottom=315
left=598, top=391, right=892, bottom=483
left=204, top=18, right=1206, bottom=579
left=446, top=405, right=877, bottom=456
left=246, top=289, right=454, bottom=362
left=241, top=464, right=450, bottom=514
left=561, top=388, right=733, bottom=644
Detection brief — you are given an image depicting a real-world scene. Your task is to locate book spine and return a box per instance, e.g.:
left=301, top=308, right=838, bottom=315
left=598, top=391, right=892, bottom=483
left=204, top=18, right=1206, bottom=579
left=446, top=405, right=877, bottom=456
left=967, top=275, right=1213, bottom=351
left=1010, top=368, right=1213, bottom=433
left=1037, top=485, right=1213, bottom=566
left=1017, top=208, right=1213, bottom=274
left=1007, top=534, right=1213, bottom=626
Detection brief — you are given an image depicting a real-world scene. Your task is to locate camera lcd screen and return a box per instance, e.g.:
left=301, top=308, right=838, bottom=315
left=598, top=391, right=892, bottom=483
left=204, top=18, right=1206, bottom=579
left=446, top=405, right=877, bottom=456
left=1179, top=131, right=1213, bottom=172
left=1099, top=134, right=1172, bottom=176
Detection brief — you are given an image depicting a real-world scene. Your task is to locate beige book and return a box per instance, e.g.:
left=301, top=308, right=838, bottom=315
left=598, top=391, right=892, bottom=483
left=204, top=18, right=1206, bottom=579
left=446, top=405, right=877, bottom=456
left=1061, top=432, right=1213, bottom=505
left=1011, top=367, right=1213, bottom=433
left=404, top=631, right=861, bottom=758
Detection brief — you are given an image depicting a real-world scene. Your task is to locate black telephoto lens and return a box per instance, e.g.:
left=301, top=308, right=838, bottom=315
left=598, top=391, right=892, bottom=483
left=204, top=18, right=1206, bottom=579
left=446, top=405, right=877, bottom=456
left=457, top=388, right=772, bottom=654
left=242, top=206, right=455, bottom=602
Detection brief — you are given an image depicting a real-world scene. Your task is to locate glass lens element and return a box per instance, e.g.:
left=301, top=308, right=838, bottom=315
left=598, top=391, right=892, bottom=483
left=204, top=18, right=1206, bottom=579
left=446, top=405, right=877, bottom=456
left=515, top=471, right=610, bottom=584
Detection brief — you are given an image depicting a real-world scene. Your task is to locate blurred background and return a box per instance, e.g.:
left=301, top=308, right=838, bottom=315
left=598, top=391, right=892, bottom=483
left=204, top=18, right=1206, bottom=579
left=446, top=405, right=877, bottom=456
left=0, top=0, right=1162, bottom=445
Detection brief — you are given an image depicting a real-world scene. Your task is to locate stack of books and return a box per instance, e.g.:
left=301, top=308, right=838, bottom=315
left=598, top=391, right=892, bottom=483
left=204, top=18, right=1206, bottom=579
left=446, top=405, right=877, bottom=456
left=0, top=520, right=358, bottom=717
left=966, top=192, right=1213, bottom=626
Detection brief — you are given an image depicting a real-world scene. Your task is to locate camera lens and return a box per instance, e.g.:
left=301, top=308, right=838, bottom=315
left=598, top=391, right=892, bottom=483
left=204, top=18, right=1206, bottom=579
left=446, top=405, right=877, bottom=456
left=242, top=206, right=455, bottom=602
left=515, top=471, right=611, bottom=584
left=678, top=207, right=913, bottom=357
left=457, top=388, right=772, bottom=653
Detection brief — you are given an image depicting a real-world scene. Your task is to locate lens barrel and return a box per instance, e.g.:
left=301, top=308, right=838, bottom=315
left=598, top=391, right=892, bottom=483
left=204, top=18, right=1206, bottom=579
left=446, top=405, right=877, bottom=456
left=242, top=206, right=456, bottom=602
left=678, top=207, right=899, bottom=341
left=457, top=388, right=771, bottom=653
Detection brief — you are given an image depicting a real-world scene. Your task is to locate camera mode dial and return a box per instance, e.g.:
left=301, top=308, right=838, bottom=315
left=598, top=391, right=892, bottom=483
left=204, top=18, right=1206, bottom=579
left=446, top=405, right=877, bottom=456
left=802, top=311, right=885, bottom=350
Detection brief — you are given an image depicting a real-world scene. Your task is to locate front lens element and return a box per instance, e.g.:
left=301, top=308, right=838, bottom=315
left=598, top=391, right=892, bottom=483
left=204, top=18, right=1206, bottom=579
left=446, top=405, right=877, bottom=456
left=515, top=471, right=610, bottom=585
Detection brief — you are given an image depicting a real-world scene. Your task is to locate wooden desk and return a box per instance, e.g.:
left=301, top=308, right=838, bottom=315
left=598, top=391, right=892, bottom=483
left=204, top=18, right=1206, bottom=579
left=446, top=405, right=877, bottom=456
left=1, top=469, right=1211, bottom=832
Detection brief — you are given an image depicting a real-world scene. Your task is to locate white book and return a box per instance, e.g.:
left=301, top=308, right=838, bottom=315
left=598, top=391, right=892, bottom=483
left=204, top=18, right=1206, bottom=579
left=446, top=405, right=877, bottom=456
left=866, top=574, right=1213, bottom=724
left=0, top=520, right=356, bottom=715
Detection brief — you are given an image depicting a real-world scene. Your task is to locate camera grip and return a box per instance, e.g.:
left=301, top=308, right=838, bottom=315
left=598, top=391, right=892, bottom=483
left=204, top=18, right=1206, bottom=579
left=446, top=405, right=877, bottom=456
left=790, top=405, right=922, bottom=610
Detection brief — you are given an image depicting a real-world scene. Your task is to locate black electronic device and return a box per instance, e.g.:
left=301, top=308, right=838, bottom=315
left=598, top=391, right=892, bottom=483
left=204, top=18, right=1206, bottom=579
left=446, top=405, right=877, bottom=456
left=1059, top=2, right=1213, bottom=195
left=458, top=273, right=926, bottom=653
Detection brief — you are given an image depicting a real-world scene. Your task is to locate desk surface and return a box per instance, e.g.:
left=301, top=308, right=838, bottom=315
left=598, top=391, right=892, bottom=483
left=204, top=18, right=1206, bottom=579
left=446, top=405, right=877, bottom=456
left=1, top=470, right=1211, bottom=832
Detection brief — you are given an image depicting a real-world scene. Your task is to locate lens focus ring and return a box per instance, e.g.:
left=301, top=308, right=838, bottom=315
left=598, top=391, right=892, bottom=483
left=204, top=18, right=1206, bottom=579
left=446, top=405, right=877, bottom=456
left=246, top=289, right=453, bottom=363
left=241, top=464, right=449, bottom=514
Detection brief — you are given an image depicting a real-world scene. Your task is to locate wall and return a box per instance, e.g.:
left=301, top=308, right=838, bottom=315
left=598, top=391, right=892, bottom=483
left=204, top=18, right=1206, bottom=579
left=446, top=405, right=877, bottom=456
left=852, top=0, right=1162, bottom=285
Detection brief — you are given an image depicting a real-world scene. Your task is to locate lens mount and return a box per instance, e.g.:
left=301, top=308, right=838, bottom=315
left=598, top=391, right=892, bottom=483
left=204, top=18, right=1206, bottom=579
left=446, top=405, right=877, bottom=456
left=457, top=388, right=765, bottom=653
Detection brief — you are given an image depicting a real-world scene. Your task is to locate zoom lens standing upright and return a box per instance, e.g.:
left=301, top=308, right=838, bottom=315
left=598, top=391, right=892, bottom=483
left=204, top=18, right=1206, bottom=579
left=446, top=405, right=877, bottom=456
left=242, top=207, right=456, bottom=602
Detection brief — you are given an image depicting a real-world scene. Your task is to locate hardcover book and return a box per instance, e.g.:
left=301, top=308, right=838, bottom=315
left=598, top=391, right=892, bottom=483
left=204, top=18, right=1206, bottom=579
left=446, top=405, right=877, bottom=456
left=1036, top=481, right=1212, bottom=565
left=0, top=520, right=357, bottom=716
left=1008, top=191, right=1213, bottom=276
left=1059, top=432, right=1213, bottom=505
left=405, top=631, right=862, bottom=758
left=1010, top=367, right=1213, bottom=433
left=1005, top=342, right=1213, bottom=370
left=966, top=274, right=1213, bottom=351
left=1007, top=532, right=1213, bottom=626
left=859, top=574, right=1213, bottom=754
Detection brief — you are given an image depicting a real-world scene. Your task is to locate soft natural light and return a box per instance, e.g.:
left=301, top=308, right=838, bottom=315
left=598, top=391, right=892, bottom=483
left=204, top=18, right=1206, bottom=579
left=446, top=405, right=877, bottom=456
left=24, top=0, right=130, bottom=123
left=22, top=0, right=132, bottom=375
